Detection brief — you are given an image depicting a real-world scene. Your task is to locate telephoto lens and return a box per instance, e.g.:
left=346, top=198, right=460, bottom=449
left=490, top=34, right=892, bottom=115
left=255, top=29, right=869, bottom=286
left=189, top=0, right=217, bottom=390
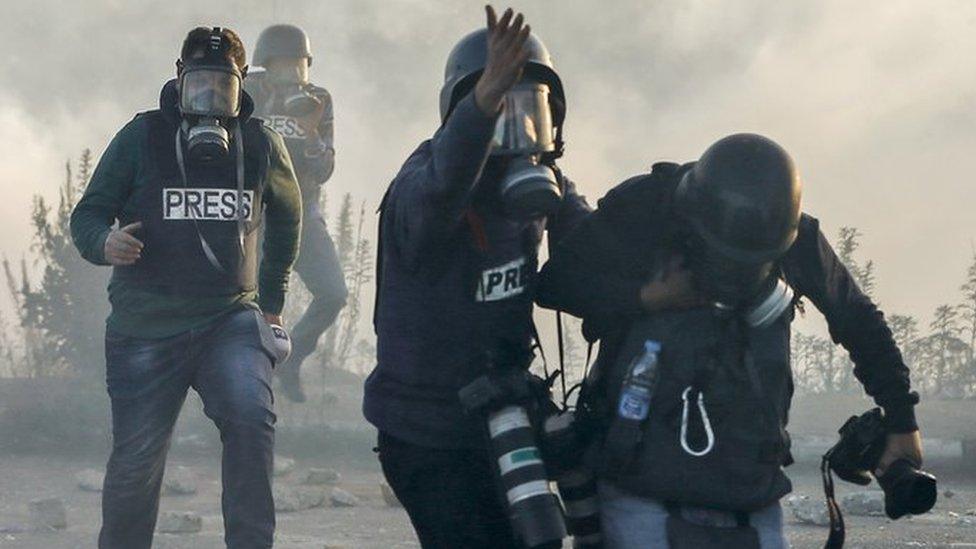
left=543, top=412, right=602, bottom=549
left=487, top=405, right=567, bottom=548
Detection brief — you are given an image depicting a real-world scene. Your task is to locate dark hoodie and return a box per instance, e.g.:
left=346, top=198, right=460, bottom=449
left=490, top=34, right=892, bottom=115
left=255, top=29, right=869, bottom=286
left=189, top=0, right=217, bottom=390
left=70, top=79, right=303, bottom=338
left=362, top=94, right=592, bottom=449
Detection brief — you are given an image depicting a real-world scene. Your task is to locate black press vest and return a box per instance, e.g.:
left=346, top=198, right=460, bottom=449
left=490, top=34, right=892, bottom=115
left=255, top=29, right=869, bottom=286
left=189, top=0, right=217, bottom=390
left=112, top=112, right=271, bottom=296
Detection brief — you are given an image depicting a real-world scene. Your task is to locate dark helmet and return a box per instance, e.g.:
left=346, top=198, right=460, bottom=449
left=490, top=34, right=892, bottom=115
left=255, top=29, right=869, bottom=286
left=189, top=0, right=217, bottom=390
left=439, top=28, right=565, bottom=129
left=676, top=134, right=802, bottom=306
left=253, top=24, right=312, bottom=67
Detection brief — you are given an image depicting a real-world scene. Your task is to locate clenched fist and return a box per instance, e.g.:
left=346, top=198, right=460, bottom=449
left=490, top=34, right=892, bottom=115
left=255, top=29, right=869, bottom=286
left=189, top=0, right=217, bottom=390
left=103, top=222, right=144, bottom=266
left=474, top=5, right=533, bottom=115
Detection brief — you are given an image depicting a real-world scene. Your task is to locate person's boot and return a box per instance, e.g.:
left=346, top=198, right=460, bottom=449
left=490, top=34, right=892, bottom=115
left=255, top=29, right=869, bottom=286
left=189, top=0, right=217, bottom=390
left=277, top=359, right=307, bottom=403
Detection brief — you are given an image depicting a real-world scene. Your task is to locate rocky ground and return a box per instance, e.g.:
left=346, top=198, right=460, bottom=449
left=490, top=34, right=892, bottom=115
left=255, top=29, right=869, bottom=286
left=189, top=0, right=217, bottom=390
left=0, top=450, right=974, bottom=548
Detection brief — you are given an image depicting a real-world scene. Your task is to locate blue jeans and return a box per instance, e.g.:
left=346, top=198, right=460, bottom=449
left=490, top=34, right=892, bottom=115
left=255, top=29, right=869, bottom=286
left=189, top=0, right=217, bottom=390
left=98, top=308, right=277, bottom=549
left=598, top=482, right=788, bottom=549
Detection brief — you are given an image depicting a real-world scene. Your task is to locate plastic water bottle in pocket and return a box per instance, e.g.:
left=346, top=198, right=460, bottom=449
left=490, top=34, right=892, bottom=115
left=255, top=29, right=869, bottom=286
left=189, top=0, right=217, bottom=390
left=617, top=340, right=662, bottom=421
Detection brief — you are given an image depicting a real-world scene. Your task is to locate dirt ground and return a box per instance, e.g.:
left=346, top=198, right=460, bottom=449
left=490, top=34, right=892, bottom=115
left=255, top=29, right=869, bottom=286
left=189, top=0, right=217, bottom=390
left=0, top=450, right=974, bottom=549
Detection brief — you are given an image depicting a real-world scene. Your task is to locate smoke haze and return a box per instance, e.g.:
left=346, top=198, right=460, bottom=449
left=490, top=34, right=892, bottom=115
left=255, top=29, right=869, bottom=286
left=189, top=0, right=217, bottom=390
left=2, top=0, right=975, bottom=330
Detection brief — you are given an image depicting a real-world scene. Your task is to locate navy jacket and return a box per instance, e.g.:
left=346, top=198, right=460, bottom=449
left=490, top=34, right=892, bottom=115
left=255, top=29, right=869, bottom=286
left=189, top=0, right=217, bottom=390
left=363, top=94, right=591, bottom=448
left=537, top=162, right=918, bottom=432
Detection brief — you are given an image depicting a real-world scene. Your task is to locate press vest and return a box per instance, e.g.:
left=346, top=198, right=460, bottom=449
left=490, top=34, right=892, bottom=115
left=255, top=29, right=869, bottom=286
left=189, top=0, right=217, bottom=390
left=590, top=303, right=795, bottom=512
left=111, top=111, right=271, bottom=296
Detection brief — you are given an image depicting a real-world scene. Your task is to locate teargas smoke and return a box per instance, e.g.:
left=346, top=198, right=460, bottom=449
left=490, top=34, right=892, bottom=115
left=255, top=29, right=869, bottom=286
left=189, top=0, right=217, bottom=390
left=487, top=406, right=567, bottom=548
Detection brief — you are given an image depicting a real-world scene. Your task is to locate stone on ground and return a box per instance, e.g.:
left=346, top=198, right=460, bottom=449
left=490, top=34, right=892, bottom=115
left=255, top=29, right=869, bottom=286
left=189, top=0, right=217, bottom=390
left=156, top=511, right=203, bottom=534
left=275, top=486, right=326, bottom=513
left=28, top=497, right=67, bottom=530
left=76, top=468, right=104, bottom=492
left=301, top=467, right=341, bottom=485
left=785, top=494, right=829, bottom=526
left=380, top=483, right=402, bottom=508
left=329, top=487, right=360, bottom=508
left=274, top=456, right=297, bottom=477
left=162, top=465, right=197, bottom=496
left=841, top=491, right=885, bottom=517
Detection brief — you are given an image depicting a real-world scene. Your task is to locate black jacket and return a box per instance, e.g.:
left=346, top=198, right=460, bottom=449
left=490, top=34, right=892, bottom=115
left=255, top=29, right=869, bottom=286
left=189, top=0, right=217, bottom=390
left=363, top=94, right=592, bottom=448
left=537, top=162, right=918, bottom=432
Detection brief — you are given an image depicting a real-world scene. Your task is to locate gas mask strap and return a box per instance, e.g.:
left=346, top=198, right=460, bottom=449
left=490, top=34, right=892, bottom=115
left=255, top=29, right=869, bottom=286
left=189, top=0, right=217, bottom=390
left=234, top=121, right=246, bottom=252
left=174, top=127, right=230, bottom=275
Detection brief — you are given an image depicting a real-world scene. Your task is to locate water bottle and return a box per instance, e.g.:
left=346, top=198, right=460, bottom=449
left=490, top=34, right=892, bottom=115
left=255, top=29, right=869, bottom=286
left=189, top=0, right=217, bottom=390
left=617, top=340, right=662, bottom=421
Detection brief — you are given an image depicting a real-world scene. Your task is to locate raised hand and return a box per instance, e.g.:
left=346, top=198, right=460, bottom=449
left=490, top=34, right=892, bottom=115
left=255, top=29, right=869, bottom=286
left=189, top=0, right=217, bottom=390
left=103, top=222, right=144, bottom=266
left=473, top=5, right=532, bottom=115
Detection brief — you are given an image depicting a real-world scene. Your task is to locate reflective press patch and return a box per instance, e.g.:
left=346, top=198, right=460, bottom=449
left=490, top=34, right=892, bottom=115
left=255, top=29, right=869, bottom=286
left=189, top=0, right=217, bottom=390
left=264, top=115, right=308, bottom=139
left=475, top=257, right=532, bottom=302
left=162, top=188, right=254, bottom=221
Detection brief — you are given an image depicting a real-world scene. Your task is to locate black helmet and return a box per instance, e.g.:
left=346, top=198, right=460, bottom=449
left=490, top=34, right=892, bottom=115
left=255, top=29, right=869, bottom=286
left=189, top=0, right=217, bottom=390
left=253, top=24, right=312, bottom=67
left=439, top=28, right=565, bottom=129
left=676, top=134, right=802, bottom=306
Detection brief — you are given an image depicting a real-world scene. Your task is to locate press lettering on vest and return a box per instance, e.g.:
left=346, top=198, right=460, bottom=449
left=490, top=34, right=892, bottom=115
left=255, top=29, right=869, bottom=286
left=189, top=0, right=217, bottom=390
left=264, top=115, right=308, bottom=139
left=476, top=257, right=530, bottom=302
left=163, top=188, right=254, bottom=221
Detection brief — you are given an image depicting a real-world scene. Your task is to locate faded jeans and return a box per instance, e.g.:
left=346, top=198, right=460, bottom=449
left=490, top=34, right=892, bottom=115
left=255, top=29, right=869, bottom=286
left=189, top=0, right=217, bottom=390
left=598, top=482, right=789, bottom=549
left=98, top=308, right=277, bottom=549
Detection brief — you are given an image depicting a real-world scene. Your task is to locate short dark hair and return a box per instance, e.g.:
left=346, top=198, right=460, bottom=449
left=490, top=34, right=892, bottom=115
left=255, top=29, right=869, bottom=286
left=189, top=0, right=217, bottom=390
left=181, top=27, right=246, bottom=68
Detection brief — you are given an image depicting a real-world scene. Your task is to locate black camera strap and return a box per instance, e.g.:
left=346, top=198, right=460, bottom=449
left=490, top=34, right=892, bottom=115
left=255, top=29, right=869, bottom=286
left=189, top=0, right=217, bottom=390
left=821, top=449, right=845, bottom=549
left=174, top=122, right=246, bottom=275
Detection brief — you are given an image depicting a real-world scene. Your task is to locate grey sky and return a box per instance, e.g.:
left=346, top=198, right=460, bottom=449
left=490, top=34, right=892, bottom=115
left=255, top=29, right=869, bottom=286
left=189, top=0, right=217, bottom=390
left=1, top=0, right=974, bottom=333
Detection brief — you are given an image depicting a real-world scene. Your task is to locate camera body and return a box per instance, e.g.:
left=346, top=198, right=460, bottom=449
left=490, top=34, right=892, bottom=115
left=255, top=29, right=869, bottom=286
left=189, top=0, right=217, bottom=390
left=281, top=84, right=321, bottom=118
left=825, top=408, right=937, bottom=520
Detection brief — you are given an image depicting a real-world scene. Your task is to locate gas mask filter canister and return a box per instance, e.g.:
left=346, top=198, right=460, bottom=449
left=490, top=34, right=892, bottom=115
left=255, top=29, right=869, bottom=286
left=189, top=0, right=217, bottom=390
left=742, top=277, right=794, bottom=329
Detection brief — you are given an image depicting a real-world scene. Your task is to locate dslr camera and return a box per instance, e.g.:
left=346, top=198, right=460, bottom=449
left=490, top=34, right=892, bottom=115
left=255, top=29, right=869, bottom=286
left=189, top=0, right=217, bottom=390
left=824, top=407, right=937, bottom=520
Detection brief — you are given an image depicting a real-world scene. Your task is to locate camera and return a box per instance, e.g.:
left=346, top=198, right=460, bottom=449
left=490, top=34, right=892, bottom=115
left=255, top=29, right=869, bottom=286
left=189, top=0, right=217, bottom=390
left=824, top=407, right=937, bottom=519
left=281, top=84, right=321, bottom=118
left=459, top=369, right=567, bottom=549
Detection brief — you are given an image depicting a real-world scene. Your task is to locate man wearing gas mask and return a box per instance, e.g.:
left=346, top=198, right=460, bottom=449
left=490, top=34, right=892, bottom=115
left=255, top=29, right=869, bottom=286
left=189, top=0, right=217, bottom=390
left=70, top=27, right=302, bottom=549
left=245, top=24, right=347, bottom=402
left=363, top=6, right=591, bottom=548
left=537, top=134, right=924, bottom=548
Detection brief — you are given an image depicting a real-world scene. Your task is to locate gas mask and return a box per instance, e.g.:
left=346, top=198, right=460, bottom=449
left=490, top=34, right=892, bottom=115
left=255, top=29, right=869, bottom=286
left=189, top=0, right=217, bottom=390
left=490, top=81, right=562, bottom=220
left=178, top=28, right=244, bottom=163
left=267, top=63, right=320, bottom=118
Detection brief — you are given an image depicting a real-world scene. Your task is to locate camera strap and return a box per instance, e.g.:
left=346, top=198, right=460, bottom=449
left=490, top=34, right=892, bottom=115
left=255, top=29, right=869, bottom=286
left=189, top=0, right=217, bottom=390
left=821, top=450, right=845, bottom=549
left=174, top=122, right=247, bottom=275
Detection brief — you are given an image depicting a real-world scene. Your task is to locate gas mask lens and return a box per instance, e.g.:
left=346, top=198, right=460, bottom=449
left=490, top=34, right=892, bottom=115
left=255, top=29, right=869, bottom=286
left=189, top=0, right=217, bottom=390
left=179, top=67, right=242, bottom=118
left=491, top=82, right=555, bottom=156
